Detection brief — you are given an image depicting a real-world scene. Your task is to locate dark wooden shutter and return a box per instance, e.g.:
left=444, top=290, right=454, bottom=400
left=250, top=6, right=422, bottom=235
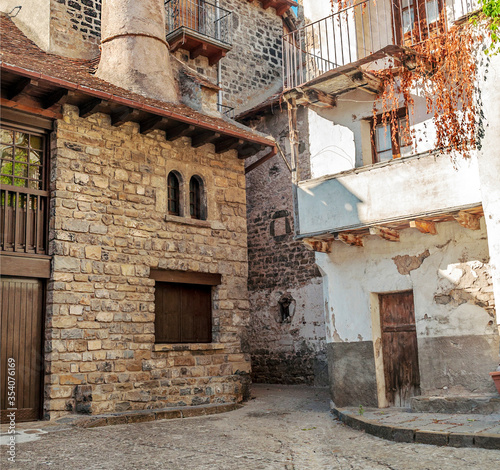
left=155, top=282, right=212, bottom=343
left=1, top=277, right=44, bottom=423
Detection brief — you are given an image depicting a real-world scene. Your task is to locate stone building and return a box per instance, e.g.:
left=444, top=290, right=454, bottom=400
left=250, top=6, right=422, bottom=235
left=282, top=0, right=500, bottom=410
left=0, top=0, right=278, bottom=422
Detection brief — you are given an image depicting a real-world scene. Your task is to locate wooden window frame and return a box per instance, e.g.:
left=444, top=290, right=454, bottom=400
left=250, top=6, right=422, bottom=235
left=189, top=175, right=205, bottom=220
left=370, top=108, right=411, bottom=164
left=167, top=171, right=181, bottom=216
left=0, top=120, right=50, bottom=256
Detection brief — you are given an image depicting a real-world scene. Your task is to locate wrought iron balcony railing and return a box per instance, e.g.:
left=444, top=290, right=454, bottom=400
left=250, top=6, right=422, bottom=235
left=165, top=0, right=232, bottom=46
left=283, top=0, right=480, bottom=91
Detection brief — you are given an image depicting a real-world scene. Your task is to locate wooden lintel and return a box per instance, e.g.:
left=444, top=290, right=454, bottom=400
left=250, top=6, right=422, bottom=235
left=305, top=89, right=336, bottom=108
left=409, top=220, right=437, bottom=235
left=191, top=43, right=208, bottom=60
left=79, top=98, right=106, bottom=118
left=7, top=77, right=32, bottom=101
left=337, top=233, right=364, bottom=247
left=369, top=226, right=400, bottom=242
left=165, top=123, right=196, bottom=141
left=215, top=137, right=244, bottom=154
left=454, top=211, right=481, bottom=230
left=41, top=88, right=68, bottom=109
left=111, top=107, right=141, bottom=126
left=140, top=116, right=170, bottom=134
left=191, top=131, right=221, bottom=148
left=208, top=50, right=225, bottom=66
left=303, top=238, right=333, bottom=253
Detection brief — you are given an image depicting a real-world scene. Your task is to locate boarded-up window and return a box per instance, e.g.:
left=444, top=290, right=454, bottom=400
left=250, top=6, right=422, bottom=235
left=155, top=282, right=212, bottom=343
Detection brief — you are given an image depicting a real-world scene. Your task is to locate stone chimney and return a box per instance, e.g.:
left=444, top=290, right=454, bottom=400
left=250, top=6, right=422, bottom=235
left=97, top=0, right=178, bottom=103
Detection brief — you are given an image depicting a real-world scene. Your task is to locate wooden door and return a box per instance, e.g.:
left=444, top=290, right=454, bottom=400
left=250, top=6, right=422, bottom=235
left=1, top=277, right=44, bottom=423
left=380, top=291, right=420, bottom=407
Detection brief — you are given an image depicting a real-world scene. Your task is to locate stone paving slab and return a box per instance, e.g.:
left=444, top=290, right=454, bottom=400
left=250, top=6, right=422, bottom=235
left=334, top=405, right=500, bottom=449
left=1, top=385, right=500, bottom=469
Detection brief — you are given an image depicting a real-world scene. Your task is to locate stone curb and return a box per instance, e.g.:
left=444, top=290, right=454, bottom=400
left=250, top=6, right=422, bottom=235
left=55, top=403, right=243, bottom=429
left=331, top=408, right=500, bottom=450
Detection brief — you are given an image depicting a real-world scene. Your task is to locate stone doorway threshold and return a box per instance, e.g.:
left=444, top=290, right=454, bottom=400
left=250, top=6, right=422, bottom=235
left=332, top=405, right=500, bottom=450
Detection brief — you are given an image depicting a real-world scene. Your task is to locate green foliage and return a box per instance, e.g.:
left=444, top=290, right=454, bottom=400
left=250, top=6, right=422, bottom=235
left=478, top=0, right=500, bottom=55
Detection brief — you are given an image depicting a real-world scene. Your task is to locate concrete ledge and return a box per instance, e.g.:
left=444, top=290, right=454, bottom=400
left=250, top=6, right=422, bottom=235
left=56, top=402, right=243, bottom=429
left=331, top=407, right=500, bottom=450
left=410, top=395, right=500, bottom=414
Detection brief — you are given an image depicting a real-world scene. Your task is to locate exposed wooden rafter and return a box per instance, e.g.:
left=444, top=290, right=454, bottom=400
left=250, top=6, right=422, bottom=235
left=42, top=88, right=69, bottom=109
left=111, top=107, right=141, bottom=126
left=191, top=131, right=221, bottom=148
left=79, top=98, right=107, bottom=118
left=140, top=116, right=170, bottom=135
left=454, top=210, right=481, bottom=230
left=409, top=220, right=437, bottom=234
left=6, top=77, right=32, bottom=101
left=165, top=123, right=196, bottom=141
left=215, top=137, right=244, bottom=154
left=303, top=237, right=333, bottom=253
left=338, top=233, right=364, bottom=247
left=369, top=226, right=400, bottom=242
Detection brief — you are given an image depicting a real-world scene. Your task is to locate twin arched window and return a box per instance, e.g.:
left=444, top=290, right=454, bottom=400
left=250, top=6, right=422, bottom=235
left=167, top=171, right=205, bottom=220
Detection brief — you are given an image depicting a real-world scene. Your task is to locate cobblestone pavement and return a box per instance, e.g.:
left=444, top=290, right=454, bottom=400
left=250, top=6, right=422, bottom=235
left=2, top=384, right=500, bottom=470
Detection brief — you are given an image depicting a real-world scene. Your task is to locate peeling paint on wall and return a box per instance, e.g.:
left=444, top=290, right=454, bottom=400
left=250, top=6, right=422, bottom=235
left=393, top=249, right=430, bottom=275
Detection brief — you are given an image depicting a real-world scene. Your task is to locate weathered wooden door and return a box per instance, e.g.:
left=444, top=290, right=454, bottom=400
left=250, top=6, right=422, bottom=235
left=0, top=277, right=44, bottom=423
left=380, top=291, right=420, bottom=407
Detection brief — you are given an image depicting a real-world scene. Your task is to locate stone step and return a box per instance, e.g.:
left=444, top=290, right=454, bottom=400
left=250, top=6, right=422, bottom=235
left=410, top=395, right=500, bottom=414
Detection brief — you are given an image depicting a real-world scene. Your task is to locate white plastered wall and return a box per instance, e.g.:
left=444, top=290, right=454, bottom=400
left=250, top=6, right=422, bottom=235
left=0, top=0, right=50, bottom=51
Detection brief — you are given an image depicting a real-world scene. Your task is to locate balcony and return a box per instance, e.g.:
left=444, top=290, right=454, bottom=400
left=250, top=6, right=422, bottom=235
left=165, top=0, right=232, bottom=65
left=296, top=151, right=483, bottom=241
left=250, top=0, right=298, bottom=16
left=283, top=0, right=479, bottom=97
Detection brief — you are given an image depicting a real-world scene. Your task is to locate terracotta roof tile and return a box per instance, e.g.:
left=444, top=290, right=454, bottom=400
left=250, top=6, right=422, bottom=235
left=0, top=14, right=274, bottom=146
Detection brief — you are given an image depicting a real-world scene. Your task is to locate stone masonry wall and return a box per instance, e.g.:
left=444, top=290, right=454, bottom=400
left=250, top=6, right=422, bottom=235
left=243, top=107, right=328, bottom=386
left=174, top=0, right=284, bottom=111
left=44, top=104, right=251, bottom=419
left=50, top=0, right=101, bottom=58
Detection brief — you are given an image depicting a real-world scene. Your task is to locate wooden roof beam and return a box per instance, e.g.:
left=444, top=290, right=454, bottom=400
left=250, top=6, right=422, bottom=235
left=165, top=123, right=196, bottom=141
left=454, top=211, right=481, bottom=230
left=191, top=43, right=208, bottom=60
left=6, top=77, right=32, bottom=101
left=215, top=137, right=244, bottom=154
left=111, top=106, right=141, bottom=126
left=409, top=220, right=437, bottom=234
left=337, top=233, right=364, bottom=247
left=191, top=131, right=221, bottom=148
left=79, top=98, right=107, bottom=118
left=369, top=226, right=400, bottom=242
left=303, top=237, right=333, bottom=253
left=140, top=116, right=170, bottom=135
left=41, top=88, right=69, bottom=109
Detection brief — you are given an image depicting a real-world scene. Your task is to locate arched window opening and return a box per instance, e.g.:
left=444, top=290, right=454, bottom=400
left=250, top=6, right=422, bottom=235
left=189, top=176, right=204, bottom=220
left=168, top=172, right=180, bottom=216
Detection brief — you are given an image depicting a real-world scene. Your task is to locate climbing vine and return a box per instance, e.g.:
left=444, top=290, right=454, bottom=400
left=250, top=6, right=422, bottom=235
left=328, top=0, right=498, bottom=159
